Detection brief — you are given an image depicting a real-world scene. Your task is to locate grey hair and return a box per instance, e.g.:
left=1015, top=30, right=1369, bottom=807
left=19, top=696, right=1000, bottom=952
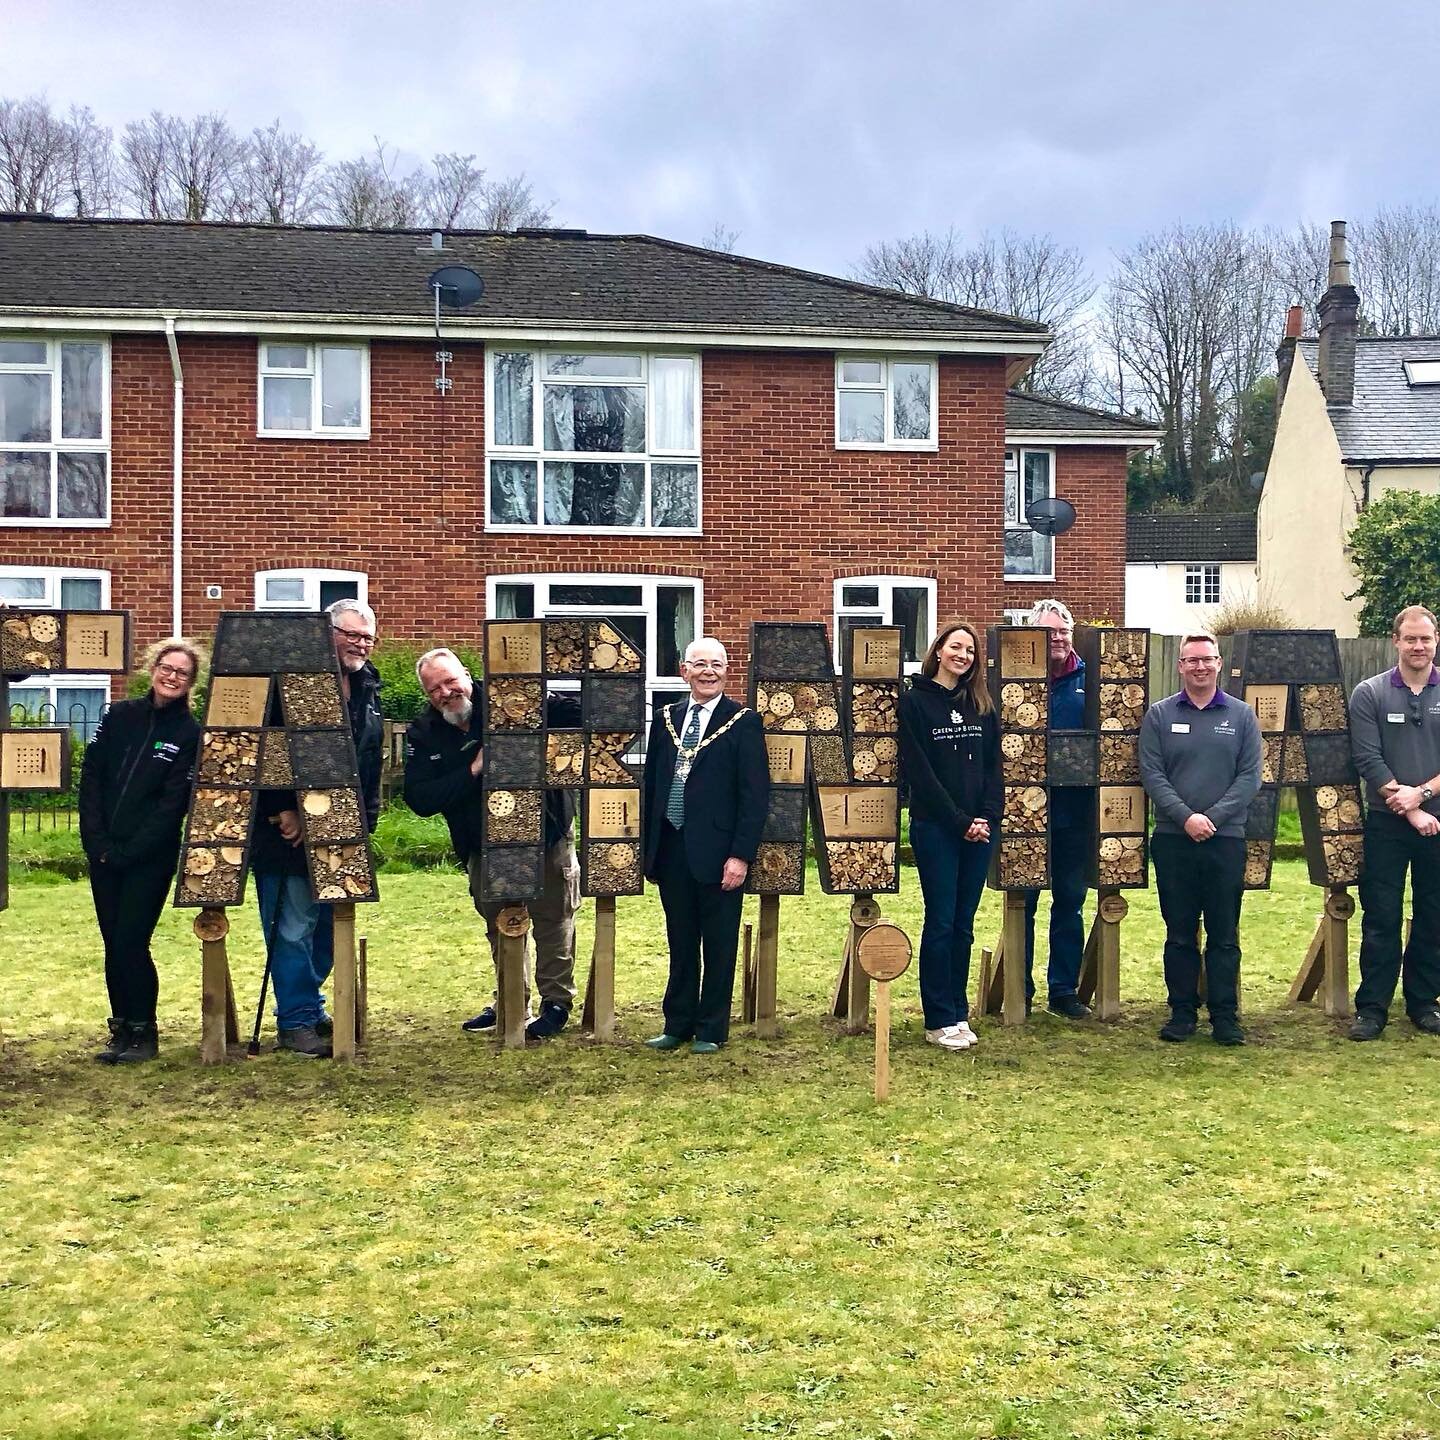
left=415, top=646, right=467, bottom=683
left=1027, top=598, right=1074, bottom=630
left=683, top=636, right=728, bottom=665
left=327, top=597, right=376, bottom=631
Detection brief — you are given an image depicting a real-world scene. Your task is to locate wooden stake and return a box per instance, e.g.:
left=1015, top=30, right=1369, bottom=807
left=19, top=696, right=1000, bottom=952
left=195, top=908, right=231, bottom=1066
left=856, top=923, right=911, bottom=1103
left=830, top=896, right=879, bottom=1033
left=357, top=935, right=368, bottom=1046
left=874, top=979, right=891, bottom=1101
left=224, top=962, right=239, bottom=1047
left=975, top=944, right=1002, bottom=1018
left=741, top=921, right=756, bottom=1024
left=1001, top=891, right=1028, bottom=1025
left=495, top=905, right=531, bottom=1049
left=582, top=895, right=617, bottom=1041
left=755, top=893, right=780, bottom=1038
left=1289, top=886, right=1353, bottom=1017
left=331, top=903, right=357, bottom=1060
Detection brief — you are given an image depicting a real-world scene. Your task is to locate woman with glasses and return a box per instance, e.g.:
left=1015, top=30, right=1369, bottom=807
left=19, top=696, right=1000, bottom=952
left=79, top=637, right=204, bottom=1064
left=899, top=621, right=1002, bottom=1051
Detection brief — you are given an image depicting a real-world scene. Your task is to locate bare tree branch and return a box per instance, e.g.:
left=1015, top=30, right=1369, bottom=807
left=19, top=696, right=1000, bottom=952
left=701, top=221, right=739, bottom=253
left=240, top=120, right=324, bottom=223
left=0, top=95, right=70, bottom=212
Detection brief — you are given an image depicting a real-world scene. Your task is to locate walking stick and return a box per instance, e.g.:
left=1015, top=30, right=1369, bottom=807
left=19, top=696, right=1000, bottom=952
left=248, top=878, right=285, bottom=1057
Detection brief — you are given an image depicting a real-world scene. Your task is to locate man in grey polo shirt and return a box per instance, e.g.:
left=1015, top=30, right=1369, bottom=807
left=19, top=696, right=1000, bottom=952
left=1348, top=604, right=1440, bottom=1041
left=1140, top=629, right=1262, bottom=1045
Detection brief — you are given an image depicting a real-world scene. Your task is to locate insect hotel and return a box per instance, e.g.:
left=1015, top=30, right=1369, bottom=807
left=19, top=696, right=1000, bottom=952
left=1232, top=628, right=1362, bottom=1017
left=175, top=612, right=377, bottom=1062
left=0, top=608, right=129, bottom=912
left=481, top=618, right=646, bottom=1046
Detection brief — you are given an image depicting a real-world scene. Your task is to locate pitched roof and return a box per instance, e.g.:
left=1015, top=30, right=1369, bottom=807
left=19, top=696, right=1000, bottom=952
left=1299, top=336, right=1440, bottom=462
left=1126, top=512, right=1257, bottom=563
left=1005, top=389, right=1161, bottom=442
left=0, top=215, right=1048, bottom=346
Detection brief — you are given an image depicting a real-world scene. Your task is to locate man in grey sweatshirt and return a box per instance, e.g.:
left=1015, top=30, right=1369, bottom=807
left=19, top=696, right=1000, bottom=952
left=1348, top=604, right=1440, bottom=1040
left=1140, top=629, right=1262, bottom=1045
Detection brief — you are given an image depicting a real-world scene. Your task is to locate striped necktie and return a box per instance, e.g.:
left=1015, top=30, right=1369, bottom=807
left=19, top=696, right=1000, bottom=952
left=665, top=705, right=703, bottom=827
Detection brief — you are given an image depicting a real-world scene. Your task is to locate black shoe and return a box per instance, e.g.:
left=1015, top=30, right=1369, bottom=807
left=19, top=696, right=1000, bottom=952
left=1212, top=1017, right=1246, bottom=1047
left=1349, top=1012, right=1385, bottom=1041
left=461, top=1007, right=497, bottom=1032
left=1159, top=1015, right=1197, bottom=1042
left=94, top=1018, right=128, bottom=1065
left=1410, top=1009, right=1440, bottom=1035
left=314, top=1016, right=334, bottom=1039
left=277, top=1025, right=332, bottom=1058
left=525, top=1001, right=570, bottom=1042
left=1048, top=994, right=1091, bottom=1020
left=112, top=1022, right=159, bottom=1064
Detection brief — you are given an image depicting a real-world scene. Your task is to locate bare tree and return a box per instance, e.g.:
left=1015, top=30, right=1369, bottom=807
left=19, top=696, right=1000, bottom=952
left=62, top=105, right=114, bottom=216
left=1269, top=221, right=1329, bottom=329
left=421, top=151, right=488, bottom=227
left=1353, top=203, right=1440, bottom=335
left=856, top=227, right=1096, bottom=401
left=320, top=140, right=422, bottom=227
left=0, top=95, right=70, bottom=212
left=118, top=110, right=246, bottom=220
left=239, top=120, right=324, bottom=223
left=476, top=172, right=552, bottom=230
left=701, top=221, right=739, bottom=253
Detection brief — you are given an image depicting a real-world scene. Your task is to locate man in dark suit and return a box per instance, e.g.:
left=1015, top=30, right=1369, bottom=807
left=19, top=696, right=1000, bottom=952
left=641, top=636, right=769, bottom=1053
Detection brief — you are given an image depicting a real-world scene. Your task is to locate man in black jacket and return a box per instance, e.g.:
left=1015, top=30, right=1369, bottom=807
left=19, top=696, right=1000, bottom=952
left=252, top=599, right=384, bottom=1058
left=640, top=636, right=769, bottom=1053
left=404, top=646, right=581, bottom=1040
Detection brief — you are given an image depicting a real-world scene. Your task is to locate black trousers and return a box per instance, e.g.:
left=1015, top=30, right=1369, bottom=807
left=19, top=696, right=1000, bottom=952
left=89, top=854, right=176, bottom=1025
left=1151, top=832, right=1246, bottom=1023
left=656, top=822, right=744, bottom=1043
left=1355, top=808, right=1440, bottom=1022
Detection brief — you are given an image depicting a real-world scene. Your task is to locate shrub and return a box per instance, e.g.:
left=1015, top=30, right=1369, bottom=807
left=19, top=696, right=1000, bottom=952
left=1205, top=594, right=1294, bottom=636
left=1347, top=490, right=1440, bottom=637
left=372, top=640, right=484, bottom=722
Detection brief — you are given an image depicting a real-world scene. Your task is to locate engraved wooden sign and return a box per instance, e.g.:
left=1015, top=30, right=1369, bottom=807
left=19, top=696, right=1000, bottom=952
left=856, top=922, right=913, bottom=982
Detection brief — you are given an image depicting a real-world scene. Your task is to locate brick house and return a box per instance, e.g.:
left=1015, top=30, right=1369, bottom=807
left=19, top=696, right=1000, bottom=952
left=0, top=215, right=1157, bottom=720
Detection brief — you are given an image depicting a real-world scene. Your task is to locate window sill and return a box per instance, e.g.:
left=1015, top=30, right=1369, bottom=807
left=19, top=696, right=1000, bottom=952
left=0, top=517, right=111, bottom=529
left=486, top=523, right=704, bottom=537
left=257, top=428, right=370, bottom=442
left=1003, top=573, right=1057, bottom=583
left=835, top=440, right=939, bottom=454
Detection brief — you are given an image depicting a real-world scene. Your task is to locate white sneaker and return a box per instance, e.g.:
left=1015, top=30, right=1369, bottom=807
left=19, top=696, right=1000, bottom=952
left=953, top=1022, right=978, bottom=1049
left=924, top=1026, right=968, bottom=1050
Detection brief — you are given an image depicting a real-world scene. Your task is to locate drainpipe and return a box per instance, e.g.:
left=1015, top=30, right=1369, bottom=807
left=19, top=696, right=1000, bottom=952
left=164, top=315, right=184, bottom=635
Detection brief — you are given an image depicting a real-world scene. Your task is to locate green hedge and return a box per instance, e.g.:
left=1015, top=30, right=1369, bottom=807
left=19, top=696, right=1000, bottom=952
left=372, top=640, right=484, bottom=722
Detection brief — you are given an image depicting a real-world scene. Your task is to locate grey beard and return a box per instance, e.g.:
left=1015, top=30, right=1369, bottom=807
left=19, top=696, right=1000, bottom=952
left=441, top=699, right=473, bottom=728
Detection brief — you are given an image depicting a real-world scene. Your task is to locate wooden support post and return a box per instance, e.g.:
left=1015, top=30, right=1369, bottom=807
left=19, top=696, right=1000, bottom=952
left=874, top=980, right=891, bottom=1101
left=224, top=962, right=239, bottom=1047
left=356, top=936, right=368, bottom=1046
left=494, top=905, right=531, bottom=1049
left=830, top=896, right=879, bottom=1034
left=741, top=922, right=756, bottom=1024
left=975, top=945, right=1003, bottom=1018
left=1092, top=891, right=1124, bottom=1020
left=195, top=908, right=232, bottom=1066
left=581, top=895, right=617, bottom=1041
left=754, top=893, right=780, bottom=1038
left=855, top=923, right=911, bottom=1103
left=331, top=903, right=358, bottom=1061
left=1289, top=886, right=1353, bottom=1017
left=1001, top=891, right=1028, bottom=1025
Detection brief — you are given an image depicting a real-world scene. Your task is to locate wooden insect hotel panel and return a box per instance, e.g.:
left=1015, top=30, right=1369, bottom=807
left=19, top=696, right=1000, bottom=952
left=1079, top=626, right=1151, bottom=888
left=1, top=608, right=130, bottom=674
left=987, top=627, right=1054, bottom=889
left=0, top=729, right=69, bottom=791
left=1233, top=628, right=1360, bottom=889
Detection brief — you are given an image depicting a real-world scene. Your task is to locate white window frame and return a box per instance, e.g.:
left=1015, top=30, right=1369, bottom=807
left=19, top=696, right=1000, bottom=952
left=254, top=568, right=368, bottom=611
left=1402, top=359, right=1440, bottom=386
left=0, top=333, right=111, bottom=528
left=485, top=347, right=703, bottom=536
left=834, top=354, right=939, bottom=452
left=256, top=341, right=370, bottom=440
left=0, top=565, right=112, bottom=723
left=1003, top=447, right=1056, bottom=582
left=485, top=572, right=704, bottom=709
left=832, top=574, right=937, bottom=674
left=1003, top=607, right=1035, bottom=626
left=1184, top=563, right=1222, bottom=606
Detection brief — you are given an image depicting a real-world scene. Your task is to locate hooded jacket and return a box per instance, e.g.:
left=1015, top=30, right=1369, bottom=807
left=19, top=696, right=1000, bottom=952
left=898, top=673, right=1002, bottom=837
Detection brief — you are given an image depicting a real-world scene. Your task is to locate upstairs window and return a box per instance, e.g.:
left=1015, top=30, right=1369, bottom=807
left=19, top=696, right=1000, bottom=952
left=258, top=342, right=369, bottom=438
left=835, top=356, right=937, bottom=450
left=487, top=349, right=701, bottom=532
left=255, top=568, right=366, bottom=611
left=1003, top=448, right=1055, bottom=580
left=0, top=336, right=109, bottom=525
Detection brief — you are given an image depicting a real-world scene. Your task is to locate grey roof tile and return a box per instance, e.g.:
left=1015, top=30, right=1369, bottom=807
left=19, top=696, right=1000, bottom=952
left=1126, top=512, right=1257, bottom=563
left=1299, top=336, right=1440, bottom=461
left=1005, top=389, right=1160, bottom=438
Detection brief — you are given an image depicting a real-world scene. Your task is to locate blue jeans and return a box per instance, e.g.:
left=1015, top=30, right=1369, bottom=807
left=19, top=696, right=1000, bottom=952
left=256, top=872, right=333, bottom=1032
left=1023, top=823, right=1089, bottom=999
left=911, top=818, right=995, bottom=1029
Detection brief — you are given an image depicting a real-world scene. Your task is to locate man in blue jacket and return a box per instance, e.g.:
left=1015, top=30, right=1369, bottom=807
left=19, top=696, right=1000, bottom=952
left=1022, top=598, right=1094, bottom=1018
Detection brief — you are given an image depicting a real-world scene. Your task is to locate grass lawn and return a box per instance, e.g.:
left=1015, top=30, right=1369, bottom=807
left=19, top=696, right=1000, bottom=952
left=2, top=859, right=1438, bottom=1439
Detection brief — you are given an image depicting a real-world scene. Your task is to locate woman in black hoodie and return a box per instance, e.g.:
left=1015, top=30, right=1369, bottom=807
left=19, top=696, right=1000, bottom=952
left=899, top=620, right=1001, bottom=1051
left=79, top=638, right=202, bottom=1064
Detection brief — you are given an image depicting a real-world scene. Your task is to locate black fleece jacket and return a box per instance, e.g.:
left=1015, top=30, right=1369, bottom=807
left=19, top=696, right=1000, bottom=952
left=897, top=674, right=1002, bottom=837
left=78, top=690, right=199, bottom=871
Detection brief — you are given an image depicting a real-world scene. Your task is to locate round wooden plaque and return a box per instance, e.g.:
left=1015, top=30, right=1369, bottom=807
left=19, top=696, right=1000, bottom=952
left=856, top=922, right=912, bottom=982
left=1098, top=894, right=1129, bottom=924
left=192, top=908, right=230, bottom=943
left=496, top=905, right=532, bottom=937
left=1325, top=890, right=1356, bottom=920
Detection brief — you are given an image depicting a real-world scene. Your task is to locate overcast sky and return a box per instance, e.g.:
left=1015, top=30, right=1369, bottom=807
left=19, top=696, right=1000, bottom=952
left=6, top=0, right=1439, bottom=280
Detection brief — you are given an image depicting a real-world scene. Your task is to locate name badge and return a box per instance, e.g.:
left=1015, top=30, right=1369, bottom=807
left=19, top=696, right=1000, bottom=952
left=1171, top=722, right=1190, bottom=734
left=1387, top=713, right=1405, bottom=724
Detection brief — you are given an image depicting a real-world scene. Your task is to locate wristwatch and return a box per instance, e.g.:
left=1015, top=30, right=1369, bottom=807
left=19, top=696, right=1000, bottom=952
left=1424, top=786, right=1435, bottom=801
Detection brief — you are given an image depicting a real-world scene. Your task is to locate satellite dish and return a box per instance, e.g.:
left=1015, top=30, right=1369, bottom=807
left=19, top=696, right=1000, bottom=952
left=1026, top=496, right=1077, bottom=537
left=428, top=265, right=485, bottom=308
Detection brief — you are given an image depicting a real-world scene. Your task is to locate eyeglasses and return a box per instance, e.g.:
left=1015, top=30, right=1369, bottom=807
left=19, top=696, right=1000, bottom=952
left=1179, top=656, right=1221, bottom=667
left=334, top=627, right=377, bottom=647
left=153, top=663, right=194, bottom=681
left=686, top=661, right=725, bottom=673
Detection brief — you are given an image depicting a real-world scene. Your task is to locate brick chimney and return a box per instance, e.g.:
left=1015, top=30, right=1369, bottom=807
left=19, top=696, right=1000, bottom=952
left=1317, top=220, right=1359, bottom=407
left=1275, top=303, right=1305, bottom=409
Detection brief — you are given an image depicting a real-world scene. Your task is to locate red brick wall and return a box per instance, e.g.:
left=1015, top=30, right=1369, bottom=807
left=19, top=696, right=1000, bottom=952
left=0, top=335, right=1128, bottom=687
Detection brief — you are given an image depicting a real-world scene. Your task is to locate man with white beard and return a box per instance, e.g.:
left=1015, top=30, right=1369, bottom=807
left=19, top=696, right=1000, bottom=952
left=404, top=647, right=580, bottom=1041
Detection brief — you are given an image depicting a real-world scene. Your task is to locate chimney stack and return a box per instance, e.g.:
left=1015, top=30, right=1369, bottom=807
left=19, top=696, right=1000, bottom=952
left=1275, top=304, right=1306, bottom=408
left=1317, top=219, right=1359, bottom=407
